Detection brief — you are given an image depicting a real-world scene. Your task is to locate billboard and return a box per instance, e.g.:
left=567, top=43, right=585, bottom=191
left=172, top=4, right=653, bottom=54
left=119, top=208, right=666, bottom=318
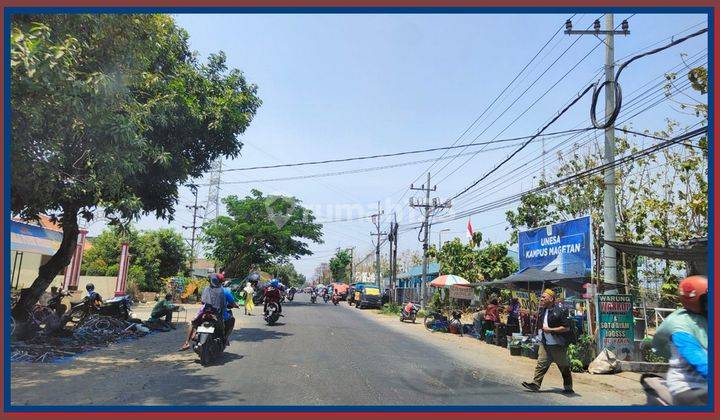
left=518, top=215, right=592, bottom=277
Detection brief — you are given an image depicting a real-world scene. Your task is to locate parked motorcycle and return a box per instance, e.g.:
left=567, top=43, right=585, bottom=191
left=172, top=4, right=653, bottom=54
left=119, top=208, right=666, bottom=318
left=192, top=308, right=226, bottom=366
left=264, top=301, right=282, bottom=325
left=399, top=302, right=420, bottom=323
left=448, top=309, right=464, bottom=336
left=310, top=292, right=317, bottom=304
left=332, top=293, right=340, bottom=306
left=322, top=293, right=329, bottom=303
left=287, top=290, right=295, bottom=302
left=423, top=310, right=449, bottom=332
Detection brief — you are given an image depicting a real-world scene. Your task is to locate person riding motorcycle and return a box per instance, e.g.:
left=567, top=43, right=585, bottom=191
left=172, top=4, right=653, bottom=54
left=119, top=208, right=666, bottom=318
left=652, top=275, right=708, bottom=406
left=263, top=279, right=283, bottom=314
left=180, top=273, right=227, bottom=351
left=222, top=280, right=239, bottom=346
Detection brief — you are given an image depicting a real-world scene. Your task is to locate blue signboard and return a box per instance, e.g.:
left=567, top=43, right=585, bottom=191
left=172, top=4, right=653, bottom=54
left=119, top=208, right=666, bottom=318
left=518, top=216, right=592, bottom=277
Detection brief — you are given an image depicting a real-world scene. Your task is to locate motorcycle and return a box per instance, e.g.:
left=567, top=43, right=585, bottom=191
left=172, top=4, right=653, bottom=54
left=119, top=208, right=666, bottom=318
left=423, top=310, right=450, bottom=332
left=310, top=292, right=317, bottom=304
left=640, top=374, right=673, bottom=406
left=331, top=293, right=340, bottom=306
left=322, top=293, right=329, bottom=303
left=448, top=309, right=464, bottom=336
left=192, top=308, right=226, bottom=366
left=287, top=290, right=295, bottom=302
left=264, top=301, right=282, bottom=325
left=399, top=302, right=420, bottom=323
left=99, top=295, right=135, bottom=321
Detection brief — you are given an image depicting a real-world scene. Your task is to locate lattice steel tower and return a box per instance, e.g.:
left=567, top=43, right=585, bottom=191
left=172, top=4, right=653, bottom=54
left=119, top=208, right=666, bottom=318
left=203, top=159, right=223, bottom=221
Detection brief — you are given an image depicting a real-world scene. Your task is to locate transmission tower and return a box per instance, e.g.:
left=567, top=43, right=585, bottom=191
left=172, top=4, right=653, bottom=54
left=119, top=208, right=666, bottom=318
left=204, top=159, right=223, bottom=221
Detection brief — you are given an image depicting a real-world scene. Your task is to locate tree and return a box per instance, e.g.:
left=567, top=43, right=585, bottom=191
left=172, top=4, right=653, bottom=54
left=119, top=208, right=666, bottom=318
left=261, top=262, right=306, bottom=288
left=429, top=237, right=517, bottom=282
left=329, top=249, right=352, bottom=281
left=82, top=227, right=189, bottom=292
left=11, top=14, right=260, bottom=320
left=505, top=184, right=557, bottom=245
left=201, top=190, right=324, bottom=278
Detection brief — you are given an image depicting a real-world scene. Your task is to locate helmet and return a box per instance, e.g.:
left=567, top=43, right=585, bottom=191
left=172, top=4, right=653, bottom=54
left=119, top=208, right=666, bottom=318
left=270, top=279, right=280, bottom=288
left=678, top=275, right=708, bottom=314
left=216, top=272, right=225, bottom=282
left=86, top=283, right=95, bottom=292
left=209, top=274, right=222, bottom=287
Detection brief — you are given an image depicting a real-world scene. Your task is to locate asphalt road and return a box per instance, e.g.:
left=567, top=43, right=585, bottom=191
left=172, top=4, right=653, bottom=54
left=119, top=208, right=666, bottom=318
left=171, top=293, right=565, bottom=406
left=13, top=293, right=641, bottom=406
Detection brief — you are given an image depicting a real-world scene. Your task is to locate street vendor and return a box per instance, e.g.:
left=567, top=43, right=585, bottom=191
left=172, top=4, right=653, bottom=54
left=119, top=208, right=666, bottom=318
left=481, top=296, right=499, bottom=339
left=147, top=293, right=179, bottom=331
left=506, top=296, right=521, bottom=335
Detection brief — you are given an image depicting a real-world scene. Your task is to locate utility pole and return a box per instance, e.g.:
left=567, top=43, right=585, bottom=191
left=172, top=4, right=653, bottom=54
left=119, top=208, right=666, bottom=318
left=410, top=173, right=451, bottom=309
left=183, top=184, right=205, bottom=273
left=565, top=15, right=629, bottom=291
left=388, top=213, right=399, bottom=302
left=349, top=246, right=354, bottom=283
left=370, top=202, right=386, bottom=289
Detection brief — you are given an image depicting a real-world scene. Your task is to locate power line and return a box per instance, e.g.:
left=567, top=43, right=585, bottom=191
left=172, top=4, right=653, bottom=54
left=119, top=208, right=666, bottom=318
left=434, top=126, right=707, bottom=225
left=447, top=28, right=707, bottom=203
left=218, top=128, right=590, bottom=174
left=209, top=134, right=586, bottom=185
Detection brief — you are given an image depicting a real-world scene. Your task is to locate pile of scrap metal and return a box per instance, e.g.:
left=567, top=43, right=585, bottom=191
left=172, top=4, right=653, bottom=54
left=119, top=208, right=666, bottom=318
left=10, top=314, right=150, bottom=363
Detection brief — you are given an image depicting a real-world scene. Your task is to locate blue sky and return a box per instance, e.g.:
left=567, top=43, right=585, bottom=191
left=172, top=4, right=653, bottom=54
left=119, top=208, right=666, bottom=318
left=109, top=12, right=709, bottom=278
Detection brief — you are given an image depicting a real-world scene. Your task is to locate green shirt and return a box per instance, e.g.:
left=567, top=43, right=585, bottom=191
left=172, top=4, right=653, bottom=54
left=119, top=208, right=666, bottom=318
left=150, top=299, right=176, bottom=319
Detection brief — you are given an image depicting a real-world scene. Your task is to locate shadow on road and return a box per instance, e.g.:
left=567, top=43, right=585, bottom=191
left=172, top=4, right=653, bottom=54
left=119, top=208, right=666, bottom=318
left=192, top=351, right=244, bottom=366
left=234, top=327, right=292, bottom=343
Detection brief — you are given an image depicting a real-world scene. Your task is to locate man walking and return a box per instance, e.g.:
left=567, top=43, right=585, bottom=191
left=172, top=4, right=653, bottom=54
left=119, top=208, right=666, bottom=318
left=522, top=289, right=573, bottom=394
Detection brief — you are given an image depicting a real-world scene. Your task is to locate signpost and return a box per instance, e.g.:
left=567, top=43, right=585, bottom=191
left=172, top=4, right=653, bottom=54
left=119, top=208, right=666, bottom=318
left=597, top=294, right=635, bottom=361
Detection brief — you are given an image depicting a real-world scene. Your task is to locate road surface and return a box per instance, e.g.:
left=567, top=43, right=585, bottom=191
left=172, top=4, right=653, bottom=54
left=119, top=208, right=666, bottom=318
left=11, top=293, right=645, bottom=406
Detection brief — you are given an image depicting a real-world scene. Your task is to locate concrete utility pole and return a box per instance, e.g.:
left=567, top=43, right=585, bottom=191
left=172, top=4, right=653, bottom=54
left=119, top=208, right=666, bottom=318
left=349, top=246, right=354, bottom=283
left=370, top=202, right=386, bottom=288
left=183, top=184, right=205, bottom=273
left=410, top=173, right=451, bottom=309
left=565, top=14, right=630, bottom=291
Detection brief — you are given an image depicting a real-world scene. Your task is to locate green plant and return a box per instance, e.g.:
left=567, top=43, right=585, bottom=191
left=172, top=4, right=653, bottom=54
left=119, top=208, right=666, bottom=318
left=380, top=302, right=401, bottom=315
left=428, top=290, right=443, bottom=312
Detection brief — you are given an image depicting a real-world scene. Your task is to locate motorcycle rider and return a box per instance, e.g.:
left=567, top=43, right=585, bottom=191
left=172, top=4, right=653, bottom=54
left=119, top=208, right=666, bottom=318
left=652, top=275, right=708, bottom=406
left=180, top=273, right=227, bottom=351
left=263, top=279, right=283, bottom=315
left=221, top=280, right=240, bottom=346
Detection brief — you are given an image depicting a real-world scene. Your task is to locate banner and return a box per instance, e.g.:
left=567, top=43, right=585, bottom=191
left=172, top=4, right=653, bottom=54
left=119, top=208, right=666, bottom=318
left=597, top=294, right=635, bottom=361
left=518, top=215, right=592, bottom=277
left=449, top=286, right=474, bottom=300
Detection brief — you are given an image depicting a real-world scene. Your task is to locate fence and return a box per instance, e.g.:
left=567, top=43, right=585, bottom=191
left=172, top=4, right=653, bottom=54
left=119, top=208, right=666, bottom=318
left=391, top=287, right=433, bottom=305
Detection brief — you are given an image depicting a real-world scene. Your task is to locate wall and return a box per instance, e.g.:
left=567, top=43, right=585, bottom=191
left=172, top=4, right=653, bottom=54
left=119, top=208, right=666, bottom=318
left=11, top=250, right=118, bottom=298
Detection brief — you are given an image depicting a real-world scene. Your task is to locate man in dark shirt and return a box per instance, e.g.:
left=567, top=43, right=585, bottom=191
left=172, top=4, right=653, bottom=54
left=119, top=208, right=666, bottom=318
left=522, top=289, right=573, bottom=394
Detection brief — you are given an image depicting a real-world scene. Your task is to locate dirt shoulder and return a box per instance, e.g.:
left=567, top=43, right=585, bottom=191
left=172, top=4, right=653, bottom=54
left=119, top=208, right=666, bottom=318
left=355, top=305, right=646, bottom=405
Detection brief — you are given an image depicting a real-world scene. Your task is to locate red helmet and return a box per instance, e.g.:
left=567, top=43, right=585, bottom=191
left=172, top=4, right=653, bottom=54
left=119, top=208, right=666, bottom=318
left=216, top=272, right=225, bottom=281
left=678, top=275, right=708, bottom=314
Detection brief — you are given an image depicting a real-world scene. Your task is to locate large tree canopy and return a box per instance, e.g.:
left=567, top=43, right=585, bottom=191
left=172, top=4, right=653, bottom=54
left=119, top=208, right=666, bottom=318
left=11, top=14, right=260, bottom=320
left=202, top=190, right=324, bottom=278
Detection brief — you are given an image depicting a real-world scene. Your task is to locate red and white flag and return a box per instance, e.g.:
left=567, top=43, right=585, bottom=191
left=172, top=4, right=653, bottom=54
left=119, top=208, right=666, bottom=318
left=466, top=218, right=474, bottom=238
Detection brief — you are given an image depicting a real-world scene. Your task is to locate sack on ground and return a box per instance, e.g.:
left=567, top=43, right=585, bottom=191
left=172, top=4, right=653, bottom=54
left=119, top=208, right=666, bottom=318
left=588, top=348, right=620, bottom=374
